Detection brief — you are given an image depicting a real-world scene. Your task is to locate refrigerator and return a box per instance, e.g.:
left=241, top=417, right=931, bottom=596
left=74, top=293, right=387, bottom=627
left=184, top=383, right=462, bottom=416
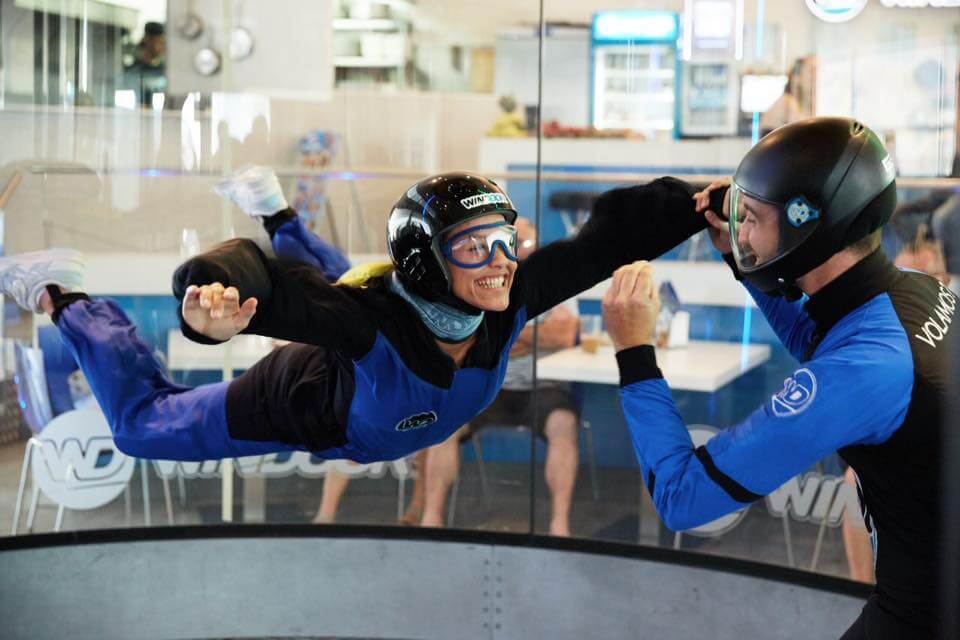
left=590, top=11, right=680, bottom=136
left=679, top=61, right=739, bottom=136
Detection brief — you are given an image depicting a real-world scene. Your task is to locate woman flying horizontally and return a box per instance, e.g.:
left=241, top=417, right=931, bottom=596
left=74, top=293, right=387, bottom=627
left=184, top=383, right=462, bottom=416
left=0, top=168, right=713, bottom=464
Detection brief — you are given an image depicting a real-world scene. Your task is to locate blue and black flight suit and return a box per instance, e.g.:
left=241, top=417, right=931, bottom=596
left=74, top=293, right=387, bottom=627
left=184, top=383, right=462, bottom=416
left=48, top=178, right=707, bottom=466
left=618, top=248, right=954, bottom=638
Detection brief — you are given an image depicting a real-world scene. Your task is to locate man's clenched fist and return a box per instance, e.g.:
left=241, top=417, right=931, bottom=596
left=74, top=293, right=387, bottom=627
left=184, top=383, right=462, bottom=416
left=602, top=261, right=660, bottom=352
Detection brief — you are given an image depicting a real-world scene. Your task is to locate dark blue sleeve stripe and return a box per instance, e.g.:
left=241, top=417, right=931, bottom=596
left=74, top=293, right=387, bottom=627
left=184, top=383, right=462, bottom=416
left=694, top=445, right=763, bottom=503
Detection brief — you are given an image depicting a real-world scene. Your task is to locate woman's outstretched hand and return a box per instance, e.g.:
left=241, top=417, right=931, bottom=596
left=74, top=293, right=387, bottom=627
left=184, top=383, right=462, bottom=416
left=182, top=282, right=258, bottom=341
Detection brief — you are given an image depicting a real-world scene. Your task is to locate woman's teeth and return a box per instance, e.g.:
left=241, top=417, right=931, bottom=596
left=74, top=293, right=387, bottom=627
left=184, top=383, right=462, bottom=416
left=477, top=276, right=506, bottom=289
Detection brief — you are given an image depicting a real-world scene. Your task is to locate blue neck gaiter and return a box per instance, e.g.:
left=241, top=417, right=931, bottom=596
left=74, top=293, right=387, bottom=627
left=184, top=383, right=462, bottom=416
left=387, top=272, right=483, bottom=343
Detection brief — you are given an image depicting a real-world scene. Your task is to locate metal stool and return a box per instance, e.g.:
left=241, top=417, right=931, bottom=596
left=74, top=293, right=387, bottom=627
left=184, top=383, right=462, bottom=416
left=10, top=342, right=175, bottom=533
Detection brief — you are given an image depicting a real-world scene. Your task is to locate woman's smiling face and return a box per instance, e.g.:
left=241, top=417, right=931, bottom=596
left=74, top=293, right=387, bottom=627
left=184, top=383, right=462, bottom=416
left=444, top=214, right=517, bottom=311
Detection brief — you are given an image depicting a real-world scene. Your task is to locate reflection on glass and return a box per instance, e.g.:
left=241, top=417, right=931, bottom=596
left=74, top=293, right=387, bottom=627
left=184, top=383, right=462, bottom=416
left=180, top=227, right=199, bottom=259
left=122, top=20, right=167, bottom=107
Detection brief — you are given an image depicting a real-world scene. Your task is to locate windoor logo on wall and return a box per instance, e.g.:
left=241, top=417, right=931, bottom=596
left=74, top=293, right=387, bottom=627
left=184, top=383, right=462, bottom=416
left=32, top=409, right=135, bottom=510
left=805, top=0, right=868, bottom=22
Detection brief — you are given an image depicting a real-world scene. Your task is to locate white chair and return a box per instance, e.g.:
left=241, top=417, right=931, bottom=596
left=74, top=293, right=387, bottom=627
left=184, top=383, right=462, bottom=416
left=9, top=342, right=175, bottom=534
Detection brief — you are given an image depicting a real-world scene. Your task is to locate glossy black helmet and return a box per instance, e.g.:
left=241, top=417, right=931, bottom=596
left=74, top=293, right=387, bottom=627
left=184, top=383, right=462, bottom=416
left=730, top=117, right=897, bottom=294
left=387, top=172, right=518, bottom=300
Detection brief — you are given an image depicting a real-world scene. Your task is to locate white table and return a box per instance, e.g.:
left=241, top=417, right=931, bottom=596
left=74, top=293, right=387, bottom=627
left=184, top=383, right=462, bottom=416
left=539, top=339, right=772, bottom=543
left=166, top=332, right=275, bottom=371
left=537, top=340, right=771, bottom=392
left=166, top=331, right=276, bottom=523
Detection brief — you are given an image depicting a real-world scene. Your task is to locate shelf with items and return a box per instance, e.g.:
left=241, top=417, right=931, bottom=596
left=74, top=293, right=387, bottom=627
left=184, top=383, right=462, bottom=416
left=334, top=57, right=404, bottom=68
left=333, top=7, right=410, bottom=87
left=601, top=68, right=675, bottom=79
left=333, top=18, right=402, bottom=32
left=603, top=91, right=676, bottom=102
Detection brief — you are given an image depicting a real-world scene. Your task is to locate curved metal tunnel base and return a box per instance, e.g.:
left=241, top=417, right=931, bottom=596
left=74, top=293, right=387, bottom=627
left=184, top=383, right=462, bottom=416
left=0, top=526, right=869, bottom=640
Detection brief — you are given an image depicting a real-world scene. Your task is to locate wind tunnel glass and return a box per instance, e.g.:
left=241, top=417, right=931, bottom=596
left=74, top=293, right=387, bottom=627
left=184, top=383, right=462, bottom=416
left=442, top=222, right=519, bottom=268
left=729, top=183, right=822, bottom=272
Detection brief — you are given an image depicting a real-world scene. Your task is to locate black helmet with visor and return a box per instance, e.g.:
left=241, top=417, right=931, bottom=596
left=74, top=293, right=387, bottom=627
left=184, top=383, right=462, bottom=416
left=387, top=172, right=519, bottom=301
left=729, top=117, right=897, bottom=296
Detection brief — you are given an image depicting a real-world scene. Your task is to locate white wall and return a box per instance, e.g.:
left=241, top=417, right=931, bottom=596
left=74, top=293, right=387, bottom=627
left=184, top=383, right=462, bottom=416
left=413, top=40, right=471, bottom=93
left=494, top=27, right=591, bottom=128
left=0, top=89, right=499, bottom=257
left=165, top=0, right=333, bottom=99
left=809, top=3, right=959, bottom=175
left=699, top=2, right=959, bottom=174
left=0, top=0, right=37, bottom=102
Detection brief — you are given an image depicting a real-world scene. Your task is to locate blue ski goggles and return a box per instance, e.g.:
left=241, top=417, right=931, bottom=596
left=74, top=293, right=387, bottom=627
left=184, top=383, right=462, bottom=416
left=442, top=222, right=519, bottom=269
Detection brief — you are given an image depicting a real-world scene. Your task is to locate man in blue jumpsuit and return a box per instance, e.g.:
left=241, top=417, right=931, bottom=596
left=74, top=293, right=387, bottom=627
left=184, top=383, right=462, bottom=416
left=603, top=118, right=953, bottom=639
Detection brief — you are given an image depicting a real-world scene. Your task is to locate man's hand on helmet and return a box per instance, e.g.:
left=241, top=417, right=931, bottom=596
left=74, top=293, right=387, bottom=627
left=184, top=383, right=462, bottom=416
left=693, top=177, right=732, bottom=255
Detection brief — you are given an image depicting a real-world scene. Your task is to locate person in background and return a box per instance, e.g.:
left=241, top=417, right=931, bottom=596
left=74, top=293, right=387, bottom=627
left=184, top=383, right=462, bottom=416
left=931, top=194, right=960, bottom=295
left=486, top=95, right=527, bottom=138
left=889, top=128, right=960, bottom=294
left=891, top=176, right=960, bottom=297
left=759, top=59, right=812, bottom=137
left=843, top=467, right=875, bottom=584
left=123, top=22, right=167, bottom=106
left=893, top=231, right=949, bottom=286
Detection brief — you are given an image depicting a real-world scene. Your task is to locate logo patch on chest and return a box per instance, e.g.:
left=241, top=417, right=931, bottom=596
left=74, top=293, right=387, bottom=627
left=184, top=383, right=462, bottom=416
left=395, top=411, right=438, bottom=432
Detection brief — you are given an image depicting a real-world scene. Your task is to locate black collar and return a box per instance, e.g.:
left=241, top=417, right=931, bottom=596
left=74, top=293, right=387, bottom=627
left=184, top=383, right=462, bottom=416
left=803, top=249, right=901, bottom=336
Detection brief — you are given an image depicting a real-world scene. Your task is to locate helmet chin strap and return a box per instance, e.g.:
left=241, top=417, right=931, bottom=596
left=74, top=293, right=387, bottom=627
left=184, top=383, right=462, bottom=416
left=777, top=283, right=804, bottom=302
left=387, top=272, right=484, bottom=343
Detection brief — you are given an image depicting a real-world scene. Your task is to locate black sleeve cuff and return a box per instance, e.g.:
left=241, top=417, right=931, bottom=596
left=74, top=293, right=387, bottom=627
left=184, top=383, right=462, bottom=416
left=50, top=291, right=91, bottom=326
left=262, top=207, right=299, bottom=238
left=616, top=345, right=663, bottom=387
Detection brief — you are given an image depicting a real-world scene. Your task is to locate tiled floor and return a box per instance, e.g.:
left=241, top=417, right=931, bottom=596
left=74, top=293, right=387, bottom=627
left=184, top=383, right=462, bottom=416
left=0, top=438, right=853, bottom=581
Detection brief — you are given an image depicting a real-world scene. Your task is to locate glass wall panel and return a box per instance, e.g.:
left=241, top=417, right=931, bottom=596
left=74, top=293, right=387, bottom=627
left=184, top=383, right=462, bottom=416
left=0, top=0, right=535, bottom=537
